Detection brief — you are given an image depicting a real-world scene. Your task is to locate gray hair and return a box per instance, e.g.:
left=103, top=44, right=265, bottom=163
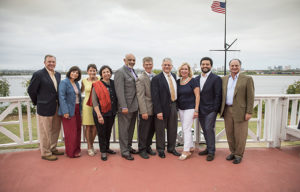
left=229, top=58, right=242, bottom=65
left=143, top=57, right=153, bottom=64
left=162, top=57, right=172, bottom=64
left=44, top=54, right=56, bottom=62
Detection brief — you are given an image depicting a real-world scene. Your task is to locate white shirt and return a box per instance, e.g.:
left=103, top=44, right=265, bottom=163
left=145, top=71, right=154, bottom=81
left=163, top=72, right=177, bottom=100
left=200, top=71, right=211, bottom=91
left=226, top=73, right=239, bottom=105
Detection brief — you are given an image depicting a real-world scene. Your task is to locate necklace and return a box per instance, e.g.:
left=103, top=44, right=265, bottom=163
left=180, top=77, right=190, bottom=84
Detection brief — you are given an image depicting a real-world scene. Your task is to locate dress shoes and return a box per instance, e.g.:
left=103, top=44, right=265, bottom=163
left=146, top=148, right=156, bottom=156
left=139, top=151, right=149, bottom=159
left=122, top=154, right=134, bottom=160
left=158, top=151, right=166, bottom=158
left=52, top=150, right=64, bottom=156
left=101, top=153, right=107, bottom=161
left=129, top=148, right=138, bottom=154
left=233, top=157, right=242, bottom=164
left=206, top=154, right=215, bottom=161
left=42, top=155, right=57, bottom=161
left=226, top=154, right=235, bottom=161
left=167, top=150, right=181, bottom=156
left=106, top=149, right=116, bottom=154
left=198, top=150, right=208, bottom=156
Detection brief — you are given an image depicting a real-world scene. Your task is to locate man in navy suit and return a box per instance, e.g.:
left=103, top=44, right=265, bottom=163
left=28, top=55, right=64, bottom=161
left=195, top=57, right=222, bottom=161
left=151, top=58, right=181, bottom=158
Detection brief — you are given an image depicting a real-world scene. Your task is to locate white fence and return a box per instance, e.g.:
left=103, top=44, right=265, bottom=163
left=0, top=95, right=300, bottom=148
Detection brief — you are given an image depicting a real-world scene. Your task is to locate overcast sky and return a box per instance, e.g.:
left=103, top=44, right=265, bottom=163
left=0, top=0, right=299, bottom=71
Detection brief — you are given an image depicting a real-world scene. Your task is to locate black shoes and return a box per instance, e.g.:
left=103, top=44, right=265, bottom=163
left=139, top=151, right=149, bottom=159
left=106, top=149, right=116, bottom=154
left=226, top=154, right=235, bottom=161
left=101, top=153, right=107, bottom=161
left=146, top=148, right=156, bottom=156
left=122, top=154, right=134, bottom=160
left=129, top=148, right=138, bottom=154
left=167, top=150, right=181, bottom=156
left=206, top=154, right=215, bottom=161
left=233, top=156, right=242, bottom=164
left=198, top=150, right=209, bottom=156
left=158, top=151, right=166, bottom=158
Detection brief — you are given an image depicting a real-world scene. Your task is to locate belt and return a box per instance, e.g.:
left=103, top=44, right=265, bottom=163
left=226, top=105, right=233, bottom=107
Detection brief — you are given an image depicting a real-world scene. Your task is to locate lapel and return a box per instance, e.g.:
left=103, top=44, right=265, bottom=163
left=201, top=72, right=213, bottom=92
left=234, top=74, right=243, bottom=96
left=142, top=71, right=151, bottom=87
left=123, top=65, right=135, bottom=80
left=160, top=72, right=170, bottom=95
left=43, top=68, right=56, bottom=92
left=223, top=75, right=229, bottom=100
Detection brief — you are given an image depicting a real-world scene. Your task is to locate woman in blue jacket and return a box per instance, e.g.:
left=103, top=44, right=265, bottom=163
left=58, top=66, right=82, bottom=158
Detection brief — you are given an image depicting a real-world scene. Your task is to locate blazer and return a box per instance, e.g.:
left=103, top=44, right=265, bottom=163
left=114, top=65, right=138, bottom=113
left=136, top=71, right=154, bottom=116
left=58, top=78, right=82, bottom=117
left=195, top=72, right=222, bottom=116
left=151, top=72, right=177, bottom=118
left=27, top=67, right=61, bottom=116
left=220, top=74, right=255, bottom=122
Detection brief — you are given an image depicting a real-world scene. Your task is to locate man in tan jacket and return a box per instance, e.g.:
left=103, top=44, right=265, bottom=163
left=220, top=59, right=254, bottom=164
left=136, top=57, right=156, bottom=159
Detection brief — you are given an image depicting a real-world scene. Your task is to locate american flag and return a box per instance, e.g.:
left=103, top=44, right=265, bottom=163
left=211, top=1, right=226, bottom=14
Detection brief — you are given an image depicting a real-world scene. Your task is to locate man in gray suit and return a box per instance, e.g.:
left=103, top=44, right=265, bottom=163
left=136, top=57, right=156, bottom=159
left=115, top=53, right=139, bottom=160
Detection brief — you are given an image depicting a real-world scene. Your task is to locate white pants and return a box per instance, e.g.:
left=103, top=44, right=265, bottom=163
left=179, top=109, right=195, bottom=151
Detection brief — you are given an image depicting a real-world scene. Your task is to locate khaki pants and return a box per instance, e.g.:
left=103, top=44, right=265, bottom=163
left=224, top=106, right=248, bottom=158
left=38, top=108, right=62, bottom=157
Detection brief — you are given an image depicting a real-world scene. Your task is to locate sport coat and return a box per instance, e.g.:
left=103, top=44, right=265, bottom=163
left=195, top=72, right=222, bottom=116
left=136, top=71, right=154, bottom=115
left=220, top=74, right=255, bottom=122
left=151, top=72, right=177, bottom=118
left=114, top=65, right=138, bottom=113
left=27, top=67, right=61, bottom=116
left=58, top=78, right=82, bottom=117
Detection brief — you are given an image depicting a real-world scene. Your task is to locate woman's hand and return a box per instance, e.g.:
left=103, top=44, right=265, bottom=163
left=193, top=111, right=198, bottom=119
left=98, top=115, right=104, bottom=124
left=64, top=113, right=70, bottom=119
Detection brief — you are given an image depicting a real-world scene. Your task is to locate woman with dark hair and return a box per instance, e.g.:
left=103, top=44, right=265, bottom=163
left=87, top=65, right=117, bottom=161
left=81, top=64, right=99, bottom=156
left=58, top=66, right=82, bottom=158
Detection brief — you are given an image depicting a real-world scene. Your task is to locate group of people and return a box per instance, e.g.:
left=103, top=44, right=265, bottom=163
left=27, top=53, right=254, bottom=164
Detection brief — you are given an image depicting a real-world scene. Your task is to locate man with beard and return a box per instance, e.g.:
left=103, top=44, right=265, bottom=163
left=115, top=53, right=139, bottom=160
left=195, top=57, right=222, bottom=161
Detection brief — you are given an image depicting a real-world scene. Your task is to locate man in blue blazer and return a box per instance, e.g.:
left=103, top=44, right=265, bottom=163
left=151, top=58, right=181, bottom=158
left=195, top=57, right=222, bottom=161
left=28, top=55, right=64, bottom=161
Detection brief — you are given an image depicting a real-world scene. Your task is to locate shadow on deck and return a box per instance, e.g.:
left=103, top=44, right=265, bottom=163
left=0, top=146, right=300, bottom=192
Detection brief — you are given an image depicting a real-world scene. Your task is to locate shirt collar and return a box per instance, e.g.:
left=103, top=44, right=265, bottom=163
left=45, top=67, right=55, bottom=75
left=201, top=70, right=211, bottom=77
left=163, top=71, right=171, bottom=77
left=229, top=72, right=239, bottom=80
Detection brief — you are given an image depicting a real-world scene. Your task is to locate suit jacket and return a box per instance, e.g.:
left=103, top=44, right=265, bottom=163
left=58, top=78, right=82, bottom=117
left=195, top=72, right=222, bottom=116
left=136, top=71, right=154, bottom=116
left=151, top=72, right=177, bottom=118
left=220, top=74, right=255, bottom=122
left=27, top=68, right=61, bottom=116
left=114, top=65, right=138, bottom=113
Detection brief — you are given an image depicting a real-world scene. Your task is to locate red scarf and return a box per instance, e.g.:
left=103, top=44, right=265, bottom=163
left=87, top=80, right=111, bottom=113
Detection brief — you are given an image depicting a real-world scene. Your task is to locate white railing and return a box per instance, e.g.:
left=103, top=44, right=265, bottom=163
left=1, top=95, right=300, bottom=148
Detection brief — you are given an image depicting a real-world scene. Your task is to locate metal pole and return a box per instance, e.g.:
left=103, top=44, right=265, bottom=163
left=224, top=0, right=227, bottom=76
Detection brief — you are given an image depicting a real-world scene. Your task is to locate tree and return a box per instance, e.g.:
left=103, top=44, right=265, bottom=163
left=0, top=78, right=10, bottom=96
left=286, top=81, right=300, bottom=94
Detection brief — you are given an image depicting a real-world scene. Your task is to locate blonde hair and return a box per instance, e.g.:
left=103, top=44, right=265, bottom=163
left=178, top=62, right=193, bottom=78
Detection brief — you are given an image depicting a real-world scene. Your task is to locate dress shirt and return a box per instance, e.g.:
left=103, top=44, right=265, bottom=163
left=163, top=71, right=177, bottom=100
left=226, top=73, right=239, bottom=105
left=145, top=71, right=154, bottom=81
left=200, top=71, right=211, bottom=91
left=125, top=65, right=137, bottom=80
left=45, top=67, right=57, bottom=91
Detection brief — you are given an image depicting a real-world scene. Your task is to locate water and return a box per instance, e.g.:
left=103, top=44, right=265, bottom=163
left=1, top=75, right=299, bottom=96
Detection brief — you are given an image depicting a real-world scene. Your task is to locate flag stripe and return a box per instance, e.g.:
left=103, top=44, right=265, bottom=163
left=211, top=1, right=226, bottom=14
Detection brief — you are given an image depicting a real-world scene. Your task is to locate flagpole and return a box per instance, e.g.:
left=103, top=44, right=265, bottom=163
left=224, top=0, right=227, bottom=76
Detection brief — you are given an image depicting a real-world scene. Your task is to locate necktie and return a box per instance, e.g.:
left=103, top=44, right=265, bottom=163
left=168, top=74, right=175, bottom=102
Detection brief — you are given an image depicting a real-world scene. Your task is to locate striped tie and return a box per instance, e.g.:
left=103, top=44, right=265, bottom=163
left=168, top=74, right=175, bottom=101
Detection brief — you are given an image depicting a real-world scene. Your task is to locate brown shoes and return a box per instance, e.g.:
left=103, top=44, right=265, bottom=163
left=42, top=155, right=57, bottom=161
left=52, top=150, right=64, bottom=156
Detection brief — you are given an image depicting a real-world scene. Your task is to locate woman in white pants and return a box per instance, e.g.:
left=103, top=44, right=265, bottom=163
left=177, top=63, right=200, bottom=160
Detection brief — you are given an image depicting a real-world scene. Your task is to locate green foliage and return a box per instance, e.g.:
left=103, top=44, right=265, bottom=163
left=0, top=78, right=10, bottom=96
left=22, top=79, right=31, bottom=96
left=286, top=81, right=300, bottom=94
left=0, top=104, right=36, bottom=115
left=152, top=69, right=162, bottom=74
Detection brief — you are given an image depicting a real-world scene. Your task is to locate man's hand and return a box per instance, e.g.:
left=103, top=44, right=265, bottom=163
left=157, top=113, right=163, bottom=120
left=245, top=113, right=252, bottom=121
left=122, top=108, right=129, bottom=115
left=142, top=113, right=148, bottom=120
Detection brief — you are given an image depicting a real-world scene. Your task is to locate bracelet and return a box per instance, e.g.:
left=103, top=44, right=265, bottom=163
left=194, top=110, right=199, bottom=113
